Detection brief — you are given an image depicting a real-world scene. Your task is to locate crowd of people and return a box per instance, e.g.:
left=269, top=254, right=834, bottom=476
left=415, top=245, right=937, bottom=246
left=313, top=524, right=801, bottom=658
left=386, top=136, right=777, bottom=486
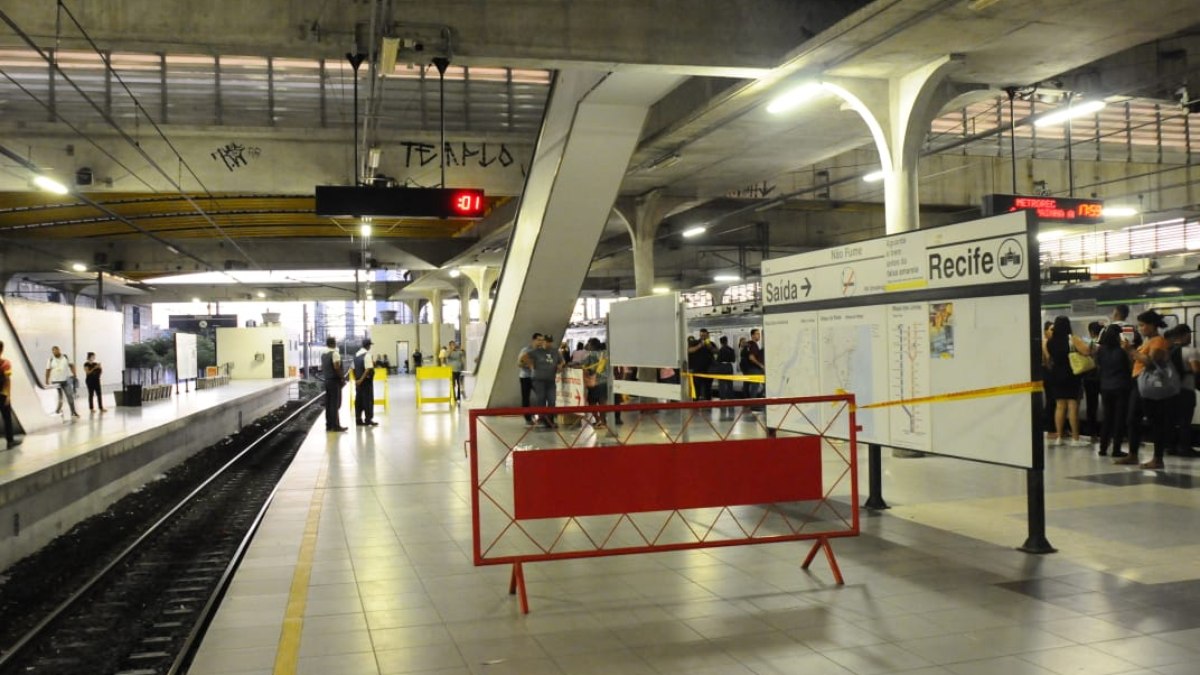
left=1043, top=304, right=1200, bottom=469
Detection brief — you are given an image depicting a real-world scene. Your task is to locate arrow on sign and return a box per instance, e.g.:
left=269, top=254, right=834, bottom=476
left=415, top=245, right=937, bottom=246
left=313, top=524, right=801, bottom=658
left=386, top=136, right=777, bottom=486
left=801, top=277, right=812, bottom=297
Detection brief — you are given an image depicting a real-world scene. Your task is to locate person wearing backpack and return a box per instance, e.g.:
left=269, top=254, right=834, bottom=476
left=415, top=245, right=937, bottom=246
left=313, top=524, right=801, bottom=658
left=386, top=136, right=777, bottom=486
left=1164, top=325, right=1200, bottom=458
left=1117, top=310, right=1171, bottom=469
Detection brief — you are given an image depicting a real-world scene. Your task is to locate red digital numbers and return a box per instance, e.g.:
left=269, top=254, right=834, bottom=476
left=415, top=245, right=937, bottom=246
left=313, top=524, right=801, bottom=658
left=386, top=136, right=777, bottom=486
left=451, top=191, right=483, bottom=216
left=1076, top=203, right=1104, bottom=218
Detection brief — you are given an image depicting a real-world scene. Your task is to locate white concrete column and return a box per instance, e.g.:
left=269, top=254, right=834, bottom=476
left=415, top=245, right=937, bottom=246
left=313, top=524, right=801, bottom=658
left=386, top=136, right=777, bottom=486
left=472, top=69, right=684, bottom=408
left=459, top=266, right=500, bottom=324
left=615, top=189, right=688, bottom=298
left=427, top=289, right=444, bottom=361
left=823, top=55, right=961, bottom=234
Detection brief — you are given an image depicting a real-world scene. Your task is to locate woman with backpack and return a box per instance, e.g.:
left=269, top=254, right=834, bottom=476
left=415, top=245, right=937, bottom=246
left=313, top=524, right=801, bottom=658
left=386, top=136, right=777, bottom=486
left=1116, top=310, right=1171, bottom=469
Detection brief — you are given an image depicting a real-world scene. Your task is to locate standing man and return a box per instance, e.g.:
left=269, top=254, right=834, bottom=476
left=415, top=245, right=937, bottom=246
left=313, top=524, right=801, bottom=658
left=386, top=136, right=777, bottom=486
left=84, top=351, right=106, bottom=412
left=1, top=341, right=20, bottom=449
left=45, top=345, right=79, bottom=418
left=743, top=329, right=765, bottom=401
left=687, top=328, right=718, bottom=400
left=321, top=336, right=348, bottom=432
left=517, top=333, right=542, bottom=426
left=354, top=338, right=378, bottom=427
left=445, top=340, right=466, bottom=401
left=521, top=334, right=562, bottom=428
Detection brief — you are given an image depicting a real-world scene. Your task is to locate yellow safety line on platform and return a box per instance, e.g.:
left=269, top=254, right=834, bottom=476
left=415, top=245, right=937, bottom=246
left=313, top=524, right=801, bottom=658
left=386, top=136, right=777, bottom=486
left=858, top=381, right=1043, bottom=410
left=273, top=463, right=328, bottom=674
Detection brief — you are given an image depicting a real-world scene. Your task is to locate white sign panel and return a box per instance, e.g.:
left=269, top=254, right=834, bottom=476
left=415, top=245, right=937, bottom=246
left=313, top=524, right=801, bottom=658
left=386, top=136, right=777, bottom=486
left=763, top=212, right=1036, bottom=468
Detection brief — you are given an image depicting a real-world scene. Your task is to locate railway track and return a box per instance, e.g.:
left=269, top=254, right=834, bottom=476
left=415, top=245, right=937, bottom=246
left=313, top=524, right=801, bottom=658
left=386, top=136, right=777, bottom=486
left=0, top=392, right=324, bottom=675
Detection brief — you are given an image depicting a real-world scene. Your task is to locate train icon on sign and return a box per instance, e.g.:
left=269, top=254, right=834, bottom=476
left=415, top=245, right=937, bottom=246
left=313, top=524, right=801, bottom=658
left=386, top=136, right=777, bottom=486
left=997, top=238, right=1024, bottom=279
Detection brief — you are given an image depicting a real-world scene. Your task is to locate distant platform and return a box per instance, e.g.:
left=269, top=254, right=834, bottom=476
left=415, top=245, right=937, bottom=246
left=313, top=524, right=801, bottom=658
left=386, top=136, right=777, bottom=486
left=0, top=379, right=296, bottom=570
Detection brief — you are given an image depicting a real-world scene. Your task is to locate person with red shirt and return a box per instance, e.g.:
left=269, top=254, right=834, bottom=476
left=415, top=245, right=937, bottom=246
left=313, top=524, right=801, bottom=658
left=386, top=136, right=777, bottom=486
left=1, top=341, right=20, bottom=449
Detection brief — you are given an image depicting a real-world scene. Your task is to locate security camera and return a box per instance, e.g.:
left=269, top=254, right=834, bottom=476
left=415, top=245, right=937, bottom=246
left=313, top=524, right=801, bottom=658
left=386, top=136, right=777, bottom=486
left=1178, top=86, right=1200, bottom=114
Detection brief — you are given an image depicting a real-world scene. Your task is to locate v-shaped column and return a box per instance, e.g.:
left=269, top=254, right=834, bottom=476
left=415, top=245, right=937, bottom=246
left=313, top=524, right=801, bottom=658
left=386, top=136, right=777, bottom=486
left=473, top=68, right=682, bottom=407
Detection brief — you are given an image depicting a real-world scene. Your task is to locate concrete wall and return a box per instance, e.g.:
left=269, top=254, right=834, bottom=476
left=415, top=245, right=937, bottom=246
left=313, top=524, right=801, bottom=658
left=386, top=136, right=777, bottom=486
left=0, top=298, right=125, bottom=433
left=368, top=322, right=456, bottom=368
left=216, top=326, right=289, bottom=379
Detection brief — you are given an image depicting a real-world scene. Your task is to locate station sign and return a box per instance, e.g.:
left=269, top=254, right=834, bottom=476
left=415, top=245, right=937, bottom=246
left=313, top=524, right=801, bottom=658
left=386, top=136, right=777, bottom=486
left=982, top=194, right=1104, bottom=224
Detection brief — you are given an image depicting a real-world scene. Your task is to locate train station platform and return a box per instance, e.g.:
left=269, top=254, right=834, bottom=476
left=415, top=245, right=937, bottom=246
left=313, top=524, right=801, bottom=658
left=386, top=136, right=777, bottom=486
left=0, top=379, right=295, bottom=569
left=190, top=375, right=1200, bottom=675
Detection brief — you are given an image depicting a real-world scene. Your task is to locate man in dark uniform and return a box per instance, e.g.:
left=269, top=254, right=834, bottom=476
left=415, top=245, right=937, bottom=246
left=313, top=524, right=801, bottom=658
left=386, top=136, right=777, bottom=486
left=321, top=336, right=347, bottom=432
left=354, top=338, right=378, bottom=427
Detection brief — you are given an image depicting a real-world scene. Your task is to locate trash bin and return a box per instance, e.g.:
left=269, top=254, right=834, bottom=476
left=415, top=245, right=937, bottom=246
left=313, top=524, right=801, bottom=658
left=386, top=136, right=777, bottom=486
left=117, top=384, right=143, bottom=407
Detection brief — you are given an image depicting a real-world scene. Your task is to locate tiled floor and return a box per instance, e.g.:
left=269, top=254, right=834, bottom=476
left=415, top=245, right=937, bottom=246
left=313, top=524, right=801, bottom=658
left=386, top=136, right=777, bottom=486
left=191, top=377, right=1200, bottom=674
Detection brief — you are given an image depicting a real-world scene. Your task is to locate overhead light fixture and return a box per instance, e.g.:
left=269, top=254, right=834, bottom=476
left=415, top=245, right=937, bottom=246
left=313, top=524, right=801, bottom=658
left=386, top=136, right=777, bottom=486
left=33, top=174, right=69, bottom=194
left=191, top=297, right=201, bottom=303
left=766, top=81, right=823, bottom=115
left=647, top=153, right=681, bottom=170
left=367, top=146, right=382, bottom=170
left=379, top=37, right=400, bottom=75
left=967, top=0, right=1004, bottom=10
left=165, top=244, right=181, bottom=255
left=862, top=170, right=886, bottom=183
left=70, top=262, right=87, bottom=272
left=360, top=222, right=372, bottom=237
left=681, top=226, right=707, bottom=238
left=652, top=286, right=671, bottom=294
left=256, top=291, right=266, bottom=298
left=448, top=269, right=461, bottom=278
left=1103, top=206, right=1138, bottom=217
left=713, top=274, right=741, bottom=282
left=1033, top=99, right=1106, bottom=127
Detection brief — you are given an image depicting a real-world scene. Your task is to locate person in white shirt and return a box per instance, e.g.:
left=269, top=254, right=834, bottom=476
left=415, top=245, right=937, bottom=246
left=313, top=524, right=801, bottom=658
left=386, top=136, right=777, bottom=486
left=44, top=345, right=79, bottom=418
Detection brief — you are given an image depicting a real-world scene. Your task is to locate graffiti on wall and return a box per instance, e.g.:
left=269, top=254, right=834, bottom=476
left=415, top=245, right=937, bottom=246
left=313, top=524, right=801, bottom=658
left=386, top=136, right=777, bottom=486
left=399, top=141, right=517, bottom=169
left=211, top=142, right=263, bottom=172
left=727, top=182, right=777, bottom=199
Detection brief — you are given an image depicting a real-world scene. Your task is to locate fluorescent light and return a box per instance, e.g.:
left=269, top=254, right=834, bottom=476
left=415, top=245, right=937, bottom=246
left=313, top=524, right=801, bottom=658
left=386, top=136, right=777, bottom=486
left=713, top=274, right=741, bottom=282
left=33, top=175, right=69, bottom=194
left=647, top=153, right=681, bottom=170
left=652, top=286, right=671, bottom=294
left=256, top=291, right=266, bottom=298
left=191, top=297, right=201, bottom=303
left=1103, top=206, right=1138, bottom=217
left=1033, top=100, right=1107, bottom=127
left=360, top=223, right=372, bottom=237
left=448, top=269, right=461, bottom=278
left=681, top=226, right=707, bottom=238
left=863, top=170, right=886, bottom=183
left=1037, top=230, right=1065, bottom=242
left=70, top=262, right=87, bottom=272
left=766, top=81, right=823, bottom=115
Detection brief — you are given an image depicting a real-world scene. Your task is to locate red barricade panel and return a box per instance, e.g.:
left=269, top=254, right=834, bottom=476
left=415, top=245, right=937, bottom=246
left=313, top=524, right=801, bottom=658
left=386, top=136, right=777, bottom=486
left=512, top=436, right=822, bottom=520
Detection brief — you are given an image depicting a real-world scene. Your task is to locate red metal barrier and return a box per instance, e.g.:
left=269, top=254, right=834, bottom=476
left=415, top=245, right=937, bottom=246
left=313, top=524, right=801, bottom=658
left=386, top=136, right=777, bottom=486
left=469, top=395, right=858, bottom=613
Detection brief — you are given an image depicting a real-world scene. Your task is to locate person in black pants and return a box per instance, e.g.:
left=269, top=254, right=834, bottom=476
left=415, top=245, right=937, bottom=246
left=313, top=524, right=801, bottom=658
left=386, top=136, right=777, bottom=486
left=321, top=336, right=348, bottom=432
left=1095, top=325, right=1131, bottom=457
left=1, top=341, right=20, bottom=449
left=84, top=352, right=106, bottom=412
left=1117, top=310, right=1170, bottom=469
left=354, top=338, right=378, bottom=427
left=517, top=332, right=541, bottom=425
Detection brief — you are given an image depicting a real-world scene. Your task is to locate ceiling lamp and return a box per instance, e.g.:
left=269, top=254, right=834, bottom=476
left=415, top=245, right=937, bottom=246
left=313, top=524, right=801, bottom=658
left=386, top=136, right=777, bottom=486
left=862, top=170, right=886, bottom=183
left=1033, top=100, right=1106, bottom=127
left=766, top=82, right=823, bottom=115
left=448, top=269, right=461, bottom=278
left=70, top=262, right=87, bottom=272
left=652, top=286, right=671, bottom=294
left=681, top=226, right=707, bottom=238
left=33, top=174, right=69, bottom=194
left=1103, top=206, right=1138, bottom=217
left=713, top=274, right=741, bottom=282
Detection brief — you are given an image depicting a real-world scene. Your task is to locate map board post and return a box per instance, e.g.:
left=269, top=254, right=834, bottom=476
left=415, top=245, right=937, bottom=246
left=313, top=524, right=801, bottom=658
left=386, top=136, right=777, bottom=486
left=762, top=211, right=1052, bottom=553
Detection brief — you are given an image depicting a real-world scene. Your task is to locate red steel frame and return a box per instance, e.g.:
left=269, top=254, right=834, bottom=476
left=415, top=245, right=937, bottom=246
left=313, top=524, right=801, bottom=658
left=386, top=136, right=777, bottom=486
left=469, top=395, right=859, bottom=613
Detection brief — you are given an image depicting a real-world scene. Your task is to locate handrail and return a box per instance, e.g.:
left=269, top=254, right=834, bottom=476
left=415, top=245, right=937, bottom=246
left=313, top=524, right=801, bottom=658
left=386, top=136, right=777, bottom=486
left=0, top=295, right=55, bottom=392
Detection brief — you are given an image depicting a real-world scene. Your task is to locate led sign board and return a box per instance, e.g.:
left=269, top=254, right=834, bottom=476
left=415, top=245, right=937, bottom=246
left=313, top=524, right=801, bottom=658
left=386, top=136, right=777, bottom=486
left=315, top=186, right=487, bottom=219
left=982, top=194, right=1104, bottom=224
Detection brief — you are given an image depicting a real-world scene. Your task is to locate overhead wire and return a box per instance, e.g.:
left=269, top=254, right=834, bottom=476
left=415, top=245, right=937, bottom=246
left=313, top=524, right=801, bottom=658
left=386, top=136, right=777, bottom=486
left=51, top=1, right=261, bottom=271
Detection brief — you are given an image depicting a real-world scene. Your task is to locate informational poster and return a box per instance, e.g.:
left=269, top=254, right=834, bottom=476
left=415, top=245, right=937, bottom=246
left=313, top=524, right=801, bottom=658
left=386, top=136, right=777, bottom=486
left=762, top=212, right=1038, bottom=468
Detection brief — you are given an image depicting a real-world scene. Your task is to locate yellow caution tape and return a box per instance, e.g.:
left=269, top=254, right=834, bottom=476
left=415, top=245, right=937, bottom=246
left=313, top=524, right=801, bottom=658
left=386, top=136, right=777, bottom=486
left=858, top=381, right=1043, bottom=410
